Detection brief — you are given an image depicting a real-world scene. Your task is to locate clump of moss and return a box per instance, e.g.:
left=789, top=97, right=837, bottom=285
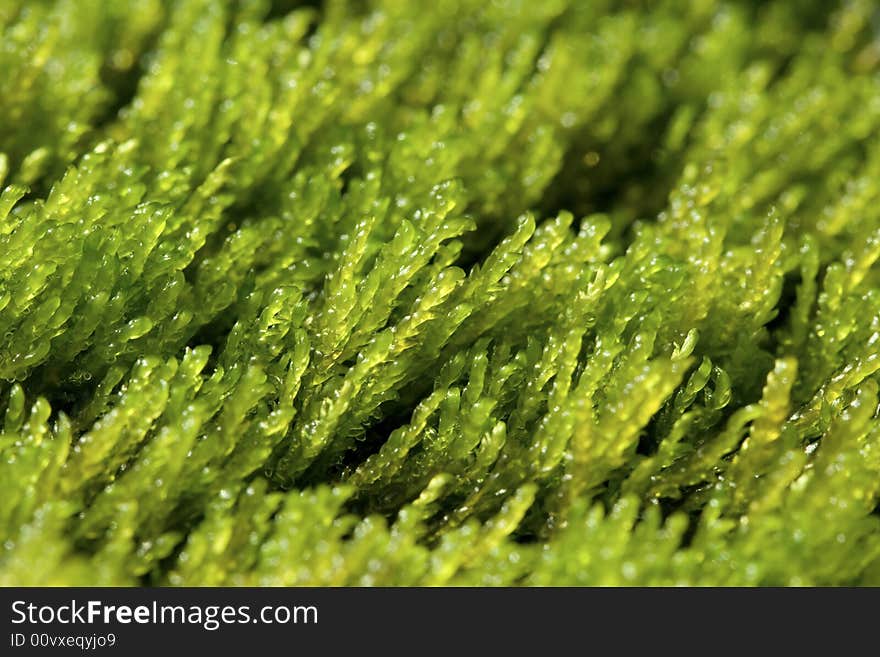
left=2, top=0, right=880, bottom=586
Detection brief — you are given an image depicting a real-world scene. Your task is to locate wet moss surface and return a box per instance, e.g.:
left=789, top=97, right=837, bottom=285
left=2, top=0, right=880, bottom=585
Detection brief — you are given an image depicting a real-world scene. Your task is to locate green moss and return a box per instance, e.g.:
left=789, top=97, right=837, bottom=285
left=1, top=0, right=880, bottom=586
